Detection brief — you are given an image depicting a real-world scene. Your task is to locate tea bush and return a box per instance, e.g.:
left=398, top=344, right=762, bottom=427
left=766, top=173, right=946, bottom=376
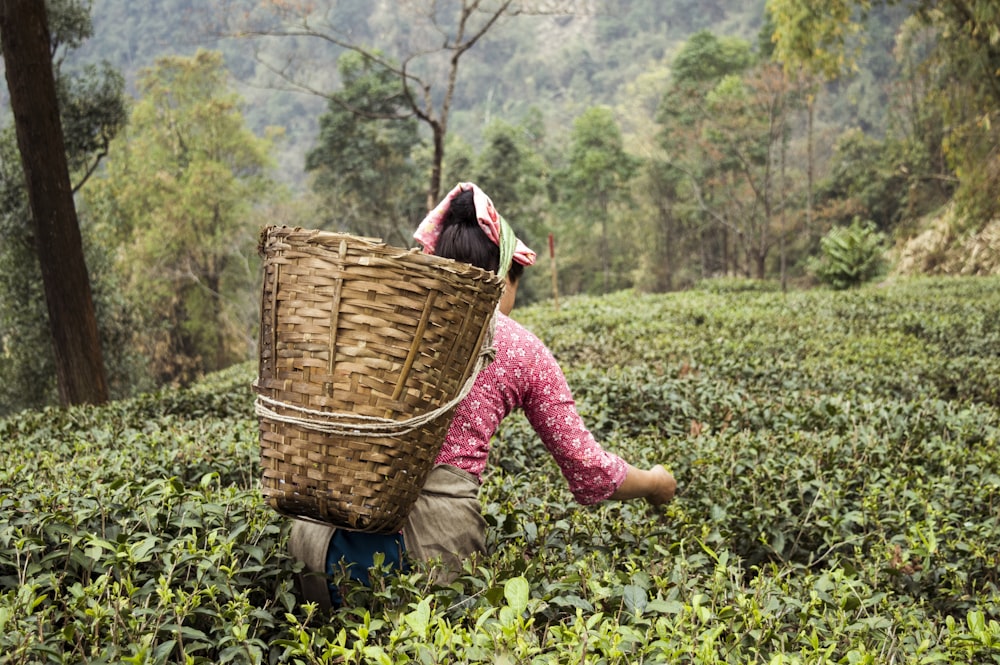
left=2, top=276, right=999, bottom=663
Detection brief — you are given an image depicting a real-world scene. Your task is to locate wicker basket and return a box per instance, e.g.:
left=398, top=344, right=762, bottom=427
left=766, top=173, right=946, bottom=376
left=254, top=226, right=505, bottom=533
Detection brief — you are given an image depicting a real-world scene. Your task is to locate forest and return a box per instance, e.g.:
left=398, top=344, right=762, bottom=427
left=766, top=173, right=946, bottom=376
left=1, top=0, right=999, bottom=413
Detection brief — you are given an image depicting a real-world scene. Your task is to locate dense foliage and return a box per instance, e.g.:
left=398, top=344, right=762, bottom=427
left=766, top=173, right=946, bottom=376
left=767, top=0, right=1000, bottom=227
left=2, top=276, right=999, bottom=663
left=82, top=49, right=277, bottom=386
left=5, top=0, right=999, bottom=412
left=303, top=51, right=425, bottom=249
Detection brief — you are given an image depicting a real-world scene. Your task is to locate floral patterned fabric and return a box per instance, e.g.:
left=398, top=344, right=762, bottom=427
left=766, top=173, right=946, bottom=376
left=435, top=313, right=628, bottom=505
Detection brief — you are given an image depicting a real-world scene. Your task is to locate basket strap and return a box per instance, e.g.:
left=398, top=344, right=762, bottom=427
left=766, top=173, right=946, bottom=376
left=254, top=309, right=498, bottom=437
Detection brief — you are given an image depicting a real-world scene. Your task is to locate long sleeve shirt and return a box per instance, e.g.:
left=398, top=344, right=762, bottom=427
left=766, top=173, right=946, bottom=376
left=434, top=312, right=628, bottom=505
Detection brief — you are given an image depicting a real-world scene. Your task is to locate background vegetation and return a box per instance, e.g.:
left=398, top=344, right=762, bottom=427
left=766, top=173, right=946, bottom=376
left=2, top=0, right=998, bottom=412
left=2, top=277, right=999, bottom=663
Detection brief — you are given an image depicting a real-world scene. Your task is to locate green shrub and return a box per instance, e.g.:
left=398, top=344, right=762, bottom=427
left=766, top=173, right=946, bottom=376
left=809, top=218, right=887, bottom=289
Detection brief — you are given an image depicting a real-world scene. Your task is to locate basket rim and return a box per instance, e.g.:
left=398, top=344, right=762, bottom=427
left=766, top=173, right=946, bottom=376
left=258, top=225, right=505, bottom=286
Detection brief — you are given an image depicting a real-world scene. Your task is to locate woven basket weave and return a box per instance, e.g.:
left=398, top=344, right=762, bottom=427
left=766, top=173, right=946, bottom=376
left=255, top=226, right=505, bottom=533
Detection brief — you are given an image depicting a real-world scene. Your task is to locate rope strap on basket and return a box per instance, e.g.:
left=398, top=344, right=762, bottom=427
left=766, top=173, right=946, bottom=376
left=254, top=310, right=498, bottom=437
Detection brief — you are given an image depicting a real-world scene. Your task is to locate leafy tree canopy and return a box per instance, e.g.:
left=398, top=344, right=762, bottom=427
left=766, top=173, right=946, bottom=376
left=304, top=50, right=424, bottom=247
left=85, top=49, right=277, bottom=385
left=671, top=30, right=756, bottom=85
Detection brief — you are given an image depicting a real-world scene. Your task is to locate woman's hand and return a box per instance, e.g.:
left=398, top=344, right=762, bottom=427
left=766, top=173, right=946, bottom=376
left=645, top=464, right=677, bottom=506
left=610, top=464, right=677, bottom=505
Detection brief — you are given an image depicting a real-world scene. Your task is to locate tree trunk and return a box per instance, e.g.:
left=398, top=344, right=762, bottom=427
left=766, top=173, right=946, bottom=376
left=807, top=91, right=815, bottom=238
left=600, top=202, right=610, bottom=293
left=780, top=115, right=788, bottom=293
left=755, top=247, right=767, bottom=280
left=0, top=0, right=109, bottom=407
left=428, top=122, right=444, bottom=210
left=721, top=227, right=729, bottom=276
left=656, top=198, right=673, bottom=292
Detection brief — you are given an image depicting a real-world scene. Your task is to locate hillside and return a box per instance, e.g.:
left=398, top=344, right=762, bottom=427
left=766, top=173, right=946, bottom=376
left=60, top=0, right=774, bottom=185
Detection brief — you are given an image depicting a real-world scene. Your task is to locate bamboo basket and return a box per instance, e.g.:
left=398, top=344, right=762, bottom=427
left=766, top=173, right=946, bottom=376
left=254, top=226, right=505, bottom=533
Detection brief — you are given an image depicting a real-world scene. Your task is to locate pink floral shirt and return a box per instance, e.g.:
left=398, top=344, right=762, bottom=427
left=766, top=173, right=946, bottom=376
left=434, top=313, right=629, bottom=505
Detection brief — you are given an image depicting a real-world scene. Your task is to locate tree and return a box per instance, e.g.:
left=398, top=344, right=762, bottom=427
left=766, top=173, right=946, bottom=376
left=697, top=65, right=797, bottom=279
left=765, top=0, right=862, bottom=243
left=226, top=0, right=574, bottom=209
left=656, top=32, right=756, bottom=279
left=557, top=106, right=638, bottom=294
left=0, top=0, right=110, bottom=408
left=671, top=29, right=755, bottom=84
left=471, top=118, right=548, bottom=243
left=881, top=17, right=955, bottom=223
left=0, top=0, right=129, bottom=415
left=654, top=30, right=813, bottom=283
left=612, top=61, right=680, bottom=292
left=640, top=152, right=686, bottom=291
left=304, top=50, right=425, bottom=247
left=766, top=0, right=1000, bottom=227
left=815, top=128, right=908, bottom=233
left=765, top=0, right=866, bottom=81
left=469, top=117, right=551, bottom=303
left=911, top=0, right=1000, bottom=225
left=85, top=50, right=277, bottom=385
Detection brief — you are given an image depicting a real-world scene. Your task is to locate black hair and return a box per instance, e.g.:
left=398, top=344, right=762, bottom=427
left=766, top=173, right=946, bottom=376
left=433, top=188, right=525, bottom=282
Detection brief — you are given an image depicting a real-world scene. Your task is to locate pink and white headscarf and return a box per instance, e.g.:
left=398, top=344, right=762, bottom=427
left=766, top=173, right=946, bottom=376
left=413, top=182, right=537, bottom=269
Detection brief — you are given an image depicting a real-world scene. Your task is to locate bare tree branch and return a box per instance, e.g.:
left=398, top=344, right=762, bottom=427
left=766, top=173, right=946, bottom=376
left=218, top=0, right=573, bottom=207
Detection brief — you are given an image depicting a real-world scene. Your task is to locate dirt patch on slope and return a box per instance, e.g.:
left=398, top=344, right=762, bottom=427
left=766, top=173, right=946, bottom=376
left=891, top=204, right=1000, bottom=276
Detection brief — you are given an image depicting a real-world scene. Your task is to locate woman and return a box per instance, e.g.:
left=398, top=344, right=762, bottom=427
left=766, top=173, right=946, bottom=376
left=290, top=183, right=676, bottom=608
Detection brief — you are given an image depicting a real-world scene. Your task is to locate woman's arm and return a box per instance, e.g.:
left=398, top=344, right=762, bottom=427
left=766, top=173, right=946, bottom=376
left=505, top=316, right=678, bottom=506
left=609, top=464, right=677, bottom=505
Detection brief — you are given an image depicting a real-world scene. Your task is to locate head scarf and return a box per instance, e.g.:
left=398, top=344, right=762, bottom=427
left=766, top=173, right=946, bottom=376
left=413, top=183, right=537, bottom=277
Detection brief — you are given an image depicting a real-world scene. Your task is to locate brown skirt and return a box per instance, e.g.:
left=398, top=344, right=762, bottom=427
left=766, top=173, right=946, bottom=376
left=287, top=464, right=485, bottom=609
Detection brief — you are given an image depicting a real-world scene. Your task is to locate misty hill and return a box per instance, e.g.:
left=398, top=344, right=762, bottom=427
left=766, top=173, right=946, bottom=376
left=61, top=0, right=802, bottom=185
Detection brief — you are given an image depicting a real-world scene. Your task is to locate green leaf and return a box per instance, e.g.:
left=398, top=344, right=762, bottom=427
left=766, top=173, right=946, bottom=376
left=551, top=595, right=595, bottom=613
left=404, top=597, right=431, bottom=635
left=129, top=536, right=159, bottom=564
left=153, top=640, right=176, bottom=662
left=504, top=576, right=530, bottom=615
left=645, top=599, right=684, bottom=615
left=622, top=585, right=648, bottom=616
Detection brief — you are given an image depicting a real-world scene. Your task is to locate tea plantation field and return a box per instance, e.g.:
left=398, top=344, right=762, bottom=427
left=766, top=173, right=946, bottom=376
left=2, top=276, right=999, bottom=664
